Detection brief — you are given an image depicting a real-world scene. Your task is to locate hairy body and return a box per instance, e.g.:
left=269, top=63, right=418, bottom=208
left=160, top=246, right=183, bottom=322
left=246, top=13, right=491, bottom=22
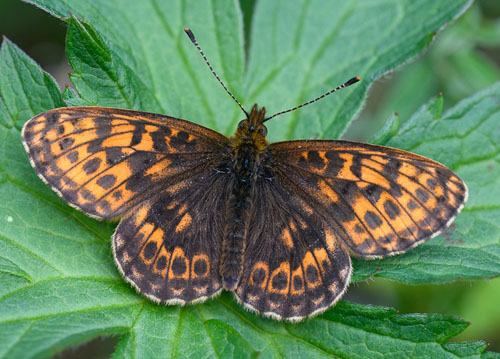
left=221, top=105, right=269, bottom=290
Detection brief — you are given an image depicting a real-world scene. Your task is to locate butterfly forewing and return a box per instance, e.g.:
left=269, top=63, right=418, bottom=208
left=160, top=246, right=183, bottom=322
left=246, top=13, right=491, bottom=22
left=22, top=107, right=228, bottom=219
left=270, top=140, right=468, bottom=258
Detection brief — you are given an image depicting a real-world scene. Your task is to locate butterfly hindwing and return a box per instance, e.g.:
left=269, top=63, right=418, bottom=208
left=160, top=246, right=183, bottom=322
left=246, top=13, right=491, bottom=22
left=113, top=168, right=232, bottom=304
left=270, top=140, right=468, bottom=258
left=22, top=107, right=228, bottom=219
left=235, top=174, right=352, bottom=320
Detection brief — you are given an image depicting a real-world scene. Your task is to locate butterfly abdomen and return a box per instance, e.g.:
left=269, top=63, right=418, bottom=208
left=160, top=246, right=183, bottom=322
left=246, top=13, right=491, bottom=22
left=221, top=142, right=262, bottom=290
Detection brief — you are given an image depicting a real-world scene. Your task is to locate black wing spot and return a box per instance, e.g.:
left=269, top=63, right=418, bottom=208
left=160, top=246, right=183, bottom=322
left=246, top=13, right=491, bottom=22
left=156, top=256, right=167, bottom=270
left=194, top=259, right=208, bottom=276
left=66, top=151, right=79, bottom=163
left=105, top=148, right=124, bottom=165
left=427, top=178, right=437, bottom=190
left=293, top=275, right=303, bottom=291
left=46, top=112, right=59, bottom=125
left=384, top=199, right=401, bottom=219
left=306, top=265, right=318, bottom=283
left=112, top=190, right=122, bottom=200
left=80, top=188, right=96, bottom=201
left=171, top=257, right=187, bottom=276
left=307, top=151, right=325, bottom=170
left=83, top=157, right=102, bottom=174
left=59, top=137, right=75, bottom=151
left=407, top=200, right=418, bottom=210
left=151, top=130, right=168, bottom=152
left=131, top=125, right=146, bottom=146
left=416, top=188, right=430, bottom=203
left=170, top=130, right=190, bottom=149
left=96, top=123, right=112, bottom=138
left=354, top=224, right=365, bottom=233
left=365, top=211, right=383, bottom=229
left=252, top=268, right=266, bottom=285
left=97, top=174, right=117, bottom=189
left=144, top=242, right=157, bottom=260
left=324, top=150, right=343, bottom=176
left=271, top=272, right=288, bottom=290
left=363, top=184, right=383, bottom=202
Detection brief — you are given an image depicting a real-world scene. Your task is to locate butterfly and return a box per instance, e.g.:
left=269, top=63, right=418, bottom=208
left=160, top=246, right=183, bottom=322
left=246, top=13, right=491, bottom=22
left=22, top=28, right=467, bottom=321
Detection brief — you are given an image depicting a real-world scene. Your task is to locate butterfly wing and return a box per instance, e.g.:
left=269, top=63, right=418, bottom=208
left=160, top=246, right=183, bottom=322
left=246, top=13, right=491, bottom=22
left=269, top=140, right=468, bottom=258
left=23, top=106, right=232, bottom=304
left=235, top=172, right=352, bottom=320
left=22, top=107, right=228, bottom=219
left=113, top=169, right=231, bottom=304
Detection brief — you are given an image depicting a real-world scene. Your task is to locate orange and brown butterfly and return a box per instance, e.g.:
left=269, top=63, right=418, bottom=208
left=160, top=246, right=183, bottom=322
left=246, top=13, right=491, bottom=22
left=22, top=27, right=467, bottom=321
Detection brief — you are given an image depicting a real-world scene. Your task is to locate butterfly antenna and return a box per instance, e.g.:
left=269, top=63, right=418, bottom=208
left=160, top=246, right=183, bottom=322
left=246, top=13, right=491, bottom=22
left=184, top=27, right=249, bottom=118
left=263, top=76, right=361, bottom=122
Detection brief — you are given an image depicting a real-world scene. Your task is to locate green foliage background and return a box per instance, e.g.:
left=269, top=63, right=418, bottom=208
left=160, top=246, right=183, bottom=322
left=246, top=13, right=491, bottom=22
left=0, top=0, right=499, bottom=358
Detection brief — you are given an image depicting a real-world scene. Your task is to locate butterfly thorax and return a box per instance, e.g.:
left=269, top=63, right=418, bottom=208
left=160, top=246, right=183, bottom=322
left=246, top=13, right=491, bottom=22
left=221, top=105, right=269, bottom=290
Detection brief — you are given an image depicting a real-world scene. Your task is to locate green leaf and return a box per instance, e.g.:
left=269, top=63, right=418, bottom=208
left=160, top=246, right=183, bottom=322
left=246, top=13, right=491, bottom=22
left=0, top=37, right=64, bottom=128
left=244, top=0, right=473, bottom=141
left=368, top=112, right=400, bottom=146
left=65, top=14, right=161, bottom=109
left=358, top=2, right=500, bottom=134
left=1, top=1, right=498, bottom=358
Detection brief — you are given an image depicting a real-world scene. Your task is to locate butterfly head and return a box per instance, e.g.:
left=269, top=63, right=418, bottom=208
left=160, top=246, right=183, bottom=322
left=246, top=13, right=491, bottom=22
left=232, top=104, right=268, bottom=150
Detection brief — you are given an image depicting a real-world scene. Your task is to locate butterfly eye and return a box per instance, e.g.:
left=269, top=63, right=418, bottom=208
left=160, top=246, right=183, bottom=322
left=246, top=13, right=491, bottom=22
left=259, top=125, right=268, bottom=136
left=238, top=120, right=246, bottom=130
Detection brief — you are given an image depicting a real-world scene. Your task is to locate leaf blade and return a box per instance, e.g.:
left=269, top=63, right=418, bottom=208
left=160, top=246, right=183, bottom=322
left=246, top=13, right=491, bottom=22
left=246, top=0, right=473, bottom=141
left=1, top=1, right=498, bottom=358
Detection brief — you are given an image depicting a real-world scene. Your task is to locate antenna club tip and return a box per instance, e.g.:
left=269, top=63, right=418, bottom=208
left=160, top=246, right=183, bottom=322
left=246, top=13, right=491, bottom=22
left=184, top=27, right=195, bottom=42
left=345, top=76, right=361, bottom=86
